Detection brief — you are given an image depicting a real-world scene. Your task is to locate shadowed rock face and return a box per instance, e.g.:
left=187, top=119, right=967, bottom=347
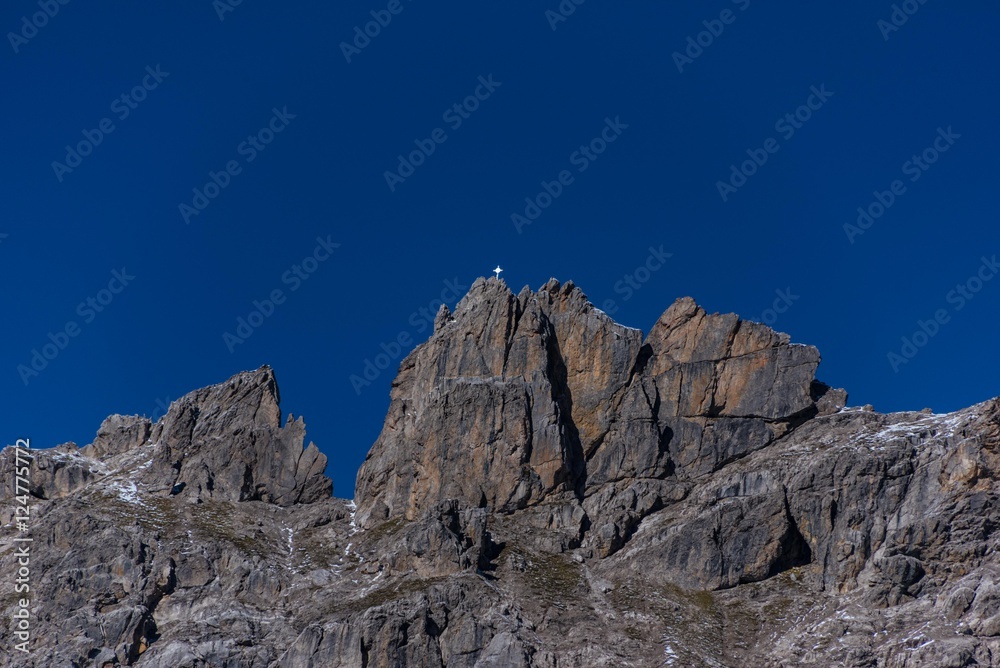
left=3, top=281, right=1000, bottom=668
left=1, top=366, right=332, bottom=507
left=134, top=366, right=331, bottom=506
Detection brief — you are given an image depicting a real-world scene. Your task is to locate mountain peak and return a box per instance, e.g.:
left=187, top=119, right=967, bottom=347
left=355, top=279, right=834, bottom=547
left=8, top=282, right=1000, bottom=666
left=10, top=365, right=331, bottom=506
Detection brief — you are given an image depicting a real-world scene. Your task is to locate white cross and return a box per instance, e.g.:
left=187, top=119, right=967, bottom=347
left=493, top=265, right=503, bottom=280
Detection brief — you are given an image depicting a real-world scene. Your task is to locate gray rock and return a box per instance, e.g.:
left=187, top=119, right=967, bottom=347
left=2, top=283, right=1000, bottom=667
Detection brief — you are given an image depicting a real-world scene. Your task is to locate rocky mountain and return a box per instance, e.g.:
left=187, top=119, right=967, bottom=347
left=2, top=277, right=999, bottom=667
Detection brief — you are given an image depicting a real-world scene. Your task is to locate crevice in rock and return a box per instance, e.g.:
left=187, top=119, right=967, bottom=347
left=480, top=535, right=505, bottom=577
left=767, top=496, right=813, bottom=579
left=125, top=612, right=160, bottom=664
left=578, top=512, right=592, bottom=547
left=584, top=343, right=655, bottom=463
left=360, top=638, right=370, bottom=667
left=522, top=390, right=535, bottom=466
left=619, top=497, right=666, bottom=552
left=655, top=416, right=676, bottom=479
left=725, top=318, right=742, bottom=358
left=706, top=360, right=726, bottom=417
left=399, top=621, right=410, bottom=649
left=501, top=293, right=526, bottom=376
left=239, top=464, right=255, bottom=501
left=810, top=380, right=832, bottom=402
left=425, top=613, right=444, bottom=639
left=126, top=551, right=170, bottom=664
left=784, top=403, right=820, bottom=430
left=542, top=320, right=586, bottom=501
left=627, top=344, right=654, bottom=382
left=167, top=460, right=183, bottom=494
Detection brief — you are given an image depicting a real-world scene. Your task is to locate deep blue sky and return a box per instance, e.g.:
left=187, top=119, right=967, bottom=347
left=3, top=2, right=998, bottom=498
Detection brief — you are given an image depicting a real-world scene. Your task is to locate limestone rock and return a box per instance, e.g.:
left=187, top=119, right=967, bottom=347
left=140, top=365, right=332, bottom=505
left=84, top=414, right=153, bottom=459
left=3, top=283, right=1000, bottom=667
left=354, top=278, right=642, bottom=528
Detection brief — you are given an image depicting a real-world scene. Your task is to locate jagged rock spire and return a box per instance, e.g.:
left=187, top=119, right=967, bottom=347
left=354, top=280, right=831, bottom=541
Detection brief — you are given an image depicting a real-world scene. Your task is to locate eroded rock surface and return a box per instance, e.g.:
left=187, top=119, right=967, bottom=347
left=2, top=280, right=999, bottom=667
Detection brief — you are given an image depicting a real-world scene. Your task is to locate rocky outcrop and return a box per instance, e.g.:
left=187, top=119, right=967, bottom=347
left=143, top=366, right=331, bottom=505
left=354, top=278, right=644, bottom=528
left=2, top=280, right=999, bottom=667
left=355, top=281, right=829, bottom=562
left=153, top=367, right=327, bottom=505
left=581, top=296, right=827, bottom=558
left=3, top=367, right=331, bottom=509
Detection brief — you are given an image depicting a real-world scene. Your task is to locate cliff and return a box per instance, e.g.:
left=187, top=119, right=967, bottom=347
left=2, top=278, right=999, bottom=667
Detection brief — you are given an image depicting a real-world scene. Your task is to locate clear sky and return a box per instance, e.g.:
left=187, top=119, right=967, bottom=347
left=3, top=2, right=998, bottom=498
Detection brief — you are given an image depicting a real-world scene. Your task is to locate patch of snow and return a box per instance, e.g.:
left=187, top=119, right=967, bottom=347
left=853, top=409, right=977, bottom=450
left=348, top=500, right=359, bottom=535
left=109, top=480, right=144, bottom=506
left=662, top=638, right=678, bottom=666
left=343, top=541, right=365, bottom=563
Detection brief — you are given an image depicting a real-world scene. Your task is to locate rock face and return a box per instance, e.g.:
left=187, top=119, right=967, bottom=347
left=355, top=281, right=827, bottom=563
left=0, top=367, right=328, bottom=509
left=2, top=280, right=999, bottom=667
left=128, top=366, right=331, bottom=506
left=354, top=278, right=645, bottom=527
